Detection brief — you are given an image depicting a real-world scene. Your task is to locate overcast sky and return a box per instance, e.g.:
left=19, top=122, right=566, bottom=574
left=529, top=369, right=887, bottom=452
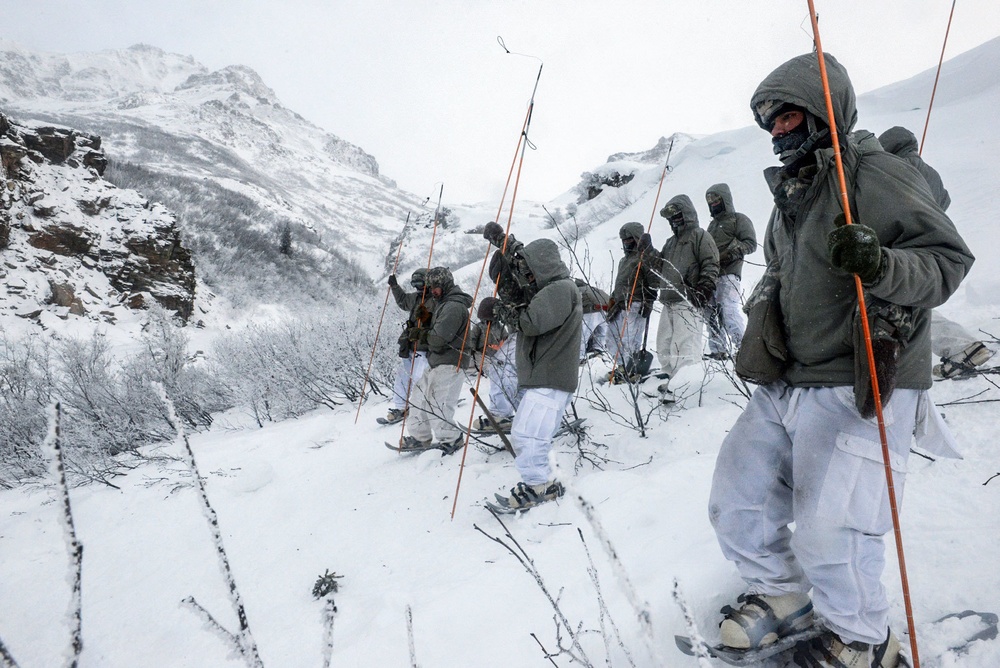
left=6, top=1, right=999, bottom=206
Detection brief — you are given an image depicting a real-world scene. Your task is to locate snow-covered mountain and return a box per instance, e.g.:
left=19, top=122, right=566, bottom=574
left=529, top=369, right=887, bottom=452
left=0, top=40, right=431, bottom=313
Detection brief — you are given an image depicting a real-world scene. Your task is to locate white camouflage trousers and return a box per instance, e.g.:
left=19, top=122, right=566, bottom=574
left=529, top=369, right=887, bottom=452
left=392, top=351, right=429, bottom=411
left=709, top=383, right=921, bottom=645
left=655, top=302, right=703, bottom=378
left=511, top=387, right=572, bottom=485
left=485, top=337, right=519, bottom=420
left=707, top=274, right=746, bottom=355
left=579, top=311, right=608, bottom=360
left=407, top=364, right=465, bottom=443
left=606, top=303, right=647, bottom=367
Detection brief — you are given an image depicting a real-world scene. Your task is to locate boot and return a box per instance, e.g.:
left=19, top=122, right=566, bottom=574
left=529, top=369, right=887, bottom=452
left=507, top=480, right=565, bottom=509
left=793, top=633, right=869, bottom=667
left=934, top=341, right=994, bottom=379
left=792, top=628, right=901, bottom=668
left=399, top=435, right=432, bottom=451
left=719, top=592, right=814, bottom=649
left=382, top=408, right=407, bottom=424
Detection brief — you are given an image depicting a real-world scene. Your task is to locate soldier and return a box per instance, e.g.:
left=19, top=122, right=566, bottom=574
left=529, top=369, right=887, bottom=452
left=575, top=278, right=611, bottom=362
left=401, top=267, right=474, bottom=453
left=704, top=183, right=757, bottom=359
left=878, top=125, right=993, bottom=378
left=655, top=195, right=719, bottom=401
left=382, top=269, right=434, bottom=425
left=469, top=297, right=519, bottom=433
left=709, top=53, right=973, bottom=667
left=606, top=223, right=659, bottom=383
left=492, top=238, right=582, bottom=509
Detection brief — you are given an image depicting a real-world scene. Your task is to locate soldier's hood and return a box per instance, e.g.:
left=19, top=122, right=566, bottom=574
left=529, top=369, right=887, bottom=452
left=666, top=194, right=700, bottom=233
left=706, top=183, right=735, bottom=217
left=521, top=238, right=569, bottom=289
left=751, top=52, right=857, bottom=137
left=877, top=126, right=919, bottom=157
left=619, top=221, right=645, bottom=243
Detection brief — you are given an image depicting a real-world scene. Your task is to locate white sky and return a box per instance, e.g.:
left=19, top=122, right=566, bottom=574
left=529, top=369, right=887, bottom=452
left=6, top=0, right=1000, bottom=206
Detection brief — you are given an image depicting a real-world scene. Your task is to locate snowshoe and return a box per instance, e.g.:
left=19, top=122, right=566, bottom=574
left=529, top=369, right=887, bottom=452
left=485, top=480, right=564, bottom=514
left=376, top=408, right=407, bottom=425
left=934, top=342, right=994, bottom=379
left=719, top=592, right=815, bottom=651
left=435, top=435, right=465, bottom=456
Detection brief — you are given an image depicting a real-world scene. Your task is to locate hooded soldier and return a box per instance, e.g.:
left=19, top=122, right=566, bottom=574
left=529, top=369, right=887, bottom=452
left=708, top=52, right=973, bottom=668
left=704, top=183, right=757, bottom=358
left=877, top=126, right=993, bottom=378
left=492, top=238, right=582, bottom=509
left=654, top=194, right=719, bottom=399
left=606, top=222, right=659, bottom=382
left=402, top=266, right=474, bottom=452
left=877, top=126, right=951, bottom=210
left=382, top=268, right=436, bottom=424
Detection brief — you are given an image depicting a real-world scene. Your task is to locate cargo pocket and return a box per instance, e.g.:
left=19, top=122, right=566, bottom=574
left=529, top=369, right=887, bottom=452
left=815, top=430, right=907, bottom=535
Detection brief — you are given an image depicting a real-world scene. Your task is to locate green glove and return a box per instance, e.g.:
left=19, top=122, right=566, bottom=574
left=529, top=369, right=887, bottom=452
left=827, top=214, right=884, bottom=284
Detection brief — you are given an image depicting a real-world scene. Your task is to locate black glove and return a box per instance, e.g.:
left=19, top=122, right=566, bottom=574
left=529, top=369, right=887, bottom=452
left=639, top=300, right=653, bottom=318
left=493, top=300, right=522, bottom=329
left=638, top=233, right=653, bottom=252
left=605, top=299, right=623, bottom=322
left=387, top=274, right=398, bottom=287
left=477, top=296, right=498, bottom=322
left=828, top=214, right=884, bottom=284
left=689, top=284, right=713, bottom=308
left=483, top=221, right=506, bottom=247
left=720, top=247, right=744, bottom=266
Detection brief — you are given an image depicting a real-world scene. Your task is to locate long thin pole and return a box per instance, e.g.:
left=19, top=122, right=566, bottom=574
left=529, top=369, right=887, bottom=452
left=452, top=53, right=543, bottom=520
left=806, top=4, right=920, bottom=665
left=355, top=213, right=410, bottom=423
left=395, top=185, right=444, bottom=449
left=919, top=0, right=957, bottom=156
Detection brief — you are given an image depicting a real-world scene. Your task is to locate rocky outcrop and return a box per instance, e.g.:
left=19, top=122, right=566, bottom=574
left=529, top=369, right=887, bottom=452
left=0, top=112, right=196, bottom=322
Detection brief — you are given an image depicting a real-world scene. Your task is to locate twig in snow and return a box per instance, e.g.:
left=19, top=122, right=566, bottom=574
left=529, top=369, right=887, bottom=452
left=576, top=528, right=636, bottom=667
left=0, top=637, right=20, bottom=667
left=671, top=579, right=713, bottom=668
left=530, top=632, right=560, bottom=667
left=406, top=605, right=418, bottom=668
left=320, top=598, right=337, bottom=668
left=474, top=509, right=594, bottom=667
left=984, top=472, right=1000, bottom=486
left=157, top=385, right=263, bottom=668
left=181, top=596, right=246, bottom=658
left=41, top=401, right=84, bottom=667
left=571, top=494, right=659, bottom=665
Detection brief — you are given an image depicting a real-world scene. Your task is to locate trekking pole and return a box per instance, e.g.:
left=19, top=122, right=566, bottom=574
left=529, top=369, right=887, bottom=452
left=395, top=185, right=444, bottom=450
left=452, top=41, right=543, bottom=520
left=469, top=387, right=516, bottom=457
left=609, top=139, right=673, bottom=381
left=919, top=0, right=957, bottom=156
left=806, top=3, right=921, bottom=665
left=355, top=213, right=410, bottom=423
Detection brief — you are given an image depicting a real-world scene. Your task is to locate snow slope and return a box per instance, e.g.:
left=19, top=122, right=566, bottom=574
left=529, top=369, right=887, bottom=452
left=2, top=39, right=1000, bottom=668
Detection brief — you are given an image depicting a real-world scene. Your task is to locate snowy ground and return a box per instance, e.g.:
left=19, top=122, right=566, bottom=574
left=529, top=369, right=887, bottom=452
left=3, top=36, right=1000, bottom=668
left=1, top=347, right=999, bottom=666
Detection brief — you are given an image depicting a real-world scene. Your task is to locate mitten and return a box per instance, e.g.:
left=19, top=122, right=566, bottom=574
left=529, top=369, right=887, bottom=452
left=828, top=214, right=884, bottom=284
left=387, top=274, right=398, bottom=287
left=483, top=221, right=506, bottom=247
left=638, top=232, right=653, bottom=252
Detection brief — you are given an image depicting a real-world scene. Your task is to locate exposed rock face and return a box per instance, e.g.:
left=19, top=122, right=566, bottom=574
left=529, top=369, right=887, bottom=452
left=0, top=112, right=196, bottom=322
